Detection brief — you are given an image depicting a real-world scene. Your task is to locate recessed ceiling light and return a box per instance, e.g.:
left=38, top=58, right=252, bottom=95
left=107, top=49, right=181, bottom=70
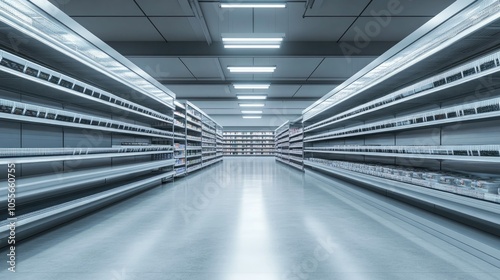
left=233, top=84, right=270, bottom=89
left=222, top=38, right=283, bottom=42
left=221, top=3, right=286, bottom=8
left=242, top=116, right=262, bottom=119
left=241, top=110, right=263, bottom=114
left=228, top=66, right=276, bottom=73
left=224, top=44, right=280, bottom=49
left=221, top=33, right=285, bottom=49
left=237, top=95, right=267, bottom=100
left=239, top=103, right=265, bottom=107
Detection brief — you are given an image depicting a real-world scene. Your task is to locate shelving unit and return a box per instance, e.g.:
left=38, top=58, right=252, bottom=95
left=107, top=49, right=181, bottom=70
left=302, top=0, right=500, bottom=205
left=201, top=112, right=222, bottom=168
left=216, top=124, right=224, bottom=160
left=173, top=101, right=187, bottom=177
left=223, top=131, right=274, bottom=156
left=274, top=120, right=304, bottom=170
left=304, top=158, right=500, bottom=203
left=177, top=101, right=223, bottom=173
left=184, top=101, right=204, bottom=174
left=288, top=119, right=304, bottom=170
left=0, top=0, right=178, bottom=238
left=274, top=121, right=290, bottom=164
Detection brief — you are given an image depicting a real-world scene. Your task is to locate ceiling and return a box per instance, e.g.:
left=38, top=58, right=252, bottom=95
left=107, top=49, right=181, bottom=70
left=48, top=0, right=455, bottom=129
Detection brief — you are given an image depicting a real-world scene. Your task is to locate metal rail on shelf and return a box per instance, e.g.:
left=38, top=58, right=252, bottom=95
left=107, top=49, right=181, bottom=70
left=305, top=50, right=500, bottom=132
left=186, top=136, right=202, bottom=141
left=0, top=50, right=174, bottom=124
left=0, top=150, right=173, bottom=165
left=0, top=98, right=175, bottom=139
left=305, top=96, right=500, bottom=142
left=305, top=145, right=500, bottom=158
left=0, top=160, right=174, bottom=206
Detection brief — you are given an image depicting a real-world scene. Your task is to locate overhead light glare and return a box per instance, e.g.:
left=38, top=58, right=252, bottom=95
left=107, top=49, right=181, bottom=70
left=233, top=84, right=270, bottom=89
left=221, top=3, right=286, bottom=8
left=224, top=44, right=280, bottom=49
left=228, top=66, right=276, bottom=73
left=241, top=111, right=263, bottom=114
left=239, top=103, right=265, bottom=107
left=237, top=95, right=267, bottom=100
left=243, top=116, right=262, bottom=119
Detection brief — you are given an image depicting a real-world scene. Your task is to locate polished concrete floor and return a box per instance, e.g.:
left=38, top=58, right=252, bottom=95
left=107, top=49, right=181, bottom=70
left=1, top=157, right=500, bottom=279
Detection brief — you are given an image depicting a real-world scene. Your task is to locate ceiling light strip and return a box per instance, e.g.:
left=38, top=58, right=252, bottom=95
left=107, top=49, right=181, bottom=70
left=222, top=38, right=283, bottom=42
left=233, top=84, right=270, bottom=89
left=221, top=3, right=286, bottom=8
left=228, top=66, right=276, bottom=73
left=237, top=95, right=267, bottom=100
left=239, top=103, right=265, bottom=107
left=224, top=44, right=280, bottom=49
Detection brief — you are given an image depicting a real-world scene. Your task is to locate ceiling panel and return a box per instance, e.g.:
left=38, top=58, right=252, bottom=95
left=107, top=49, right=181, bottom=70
left=127, top=57, right=194, bottom=79
left=362, top=0, right=455, bottom=16
left=200, top=3, right=222, bottom=41
left=202, top=2, right=355, bottom=42
left=71, top=17, right=163, bottom=41
left=165, top=85, right=231, bottom=98
left=305, top=0, right=371, bottom=16
left=309, top=57, right=375, bottom=79
left=286, top=3, right=356, bottom=41
left=293, top=85, right=338, bottom=98
left=253, top=8, right=287, bottom=34
left=151, top=17, right=206, bottom=41
left=340, top=17, right=432, bottom=41
left=135, top=0, right=194, bottom=16
left=203, top=3, right=255, bottom=36
left=254, top=58, right=324, bottom=79
left=180, top=58, right=224, bottom=79
left=48, top=0, right=143, bottom=16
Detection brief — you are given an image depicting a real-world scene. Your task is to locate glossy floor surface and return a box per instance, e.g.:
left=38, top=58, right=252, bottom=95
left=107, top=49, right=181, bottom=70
left=1, top=157, right=500, bottom=279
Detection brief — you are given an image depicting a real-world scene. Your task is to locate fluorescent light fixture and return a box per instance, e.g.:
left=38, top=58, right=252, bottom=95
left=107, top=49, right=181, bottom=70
left=239, top=103, right=265, bottom=107
left=242, top=116, right=262, bottom=119
left=222, top=34, right=285, bottom=49
left=222, top=38, right=283, bottom=42
left=221, top=3, right=286, bottom=8
left=224, top=44, right=280, bottom=49
left=228, top=66, right=276, bottom=73
left=241, top=111, right=263, bottom=114
left=237, top=95, right=267, bottom=100
left=233, top=84, right=270, bottom=89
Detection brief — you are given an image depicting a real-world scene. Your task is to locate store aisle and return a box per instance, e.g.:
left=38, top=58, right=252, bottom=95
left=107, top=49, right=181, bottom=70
left=1, top=157, right=499, bottom=280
